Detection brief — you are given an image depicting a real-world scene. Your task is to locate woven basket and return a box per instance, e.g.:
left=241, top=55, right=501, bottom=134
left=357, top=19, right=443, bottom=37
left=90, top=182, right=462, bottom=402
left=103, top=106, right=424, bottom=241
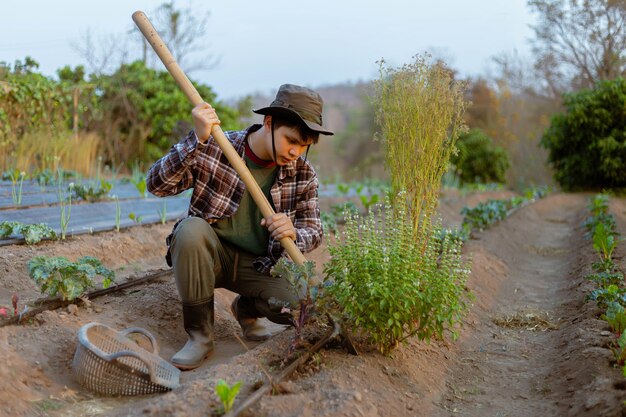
left=72, top=322, right=180, bottom=396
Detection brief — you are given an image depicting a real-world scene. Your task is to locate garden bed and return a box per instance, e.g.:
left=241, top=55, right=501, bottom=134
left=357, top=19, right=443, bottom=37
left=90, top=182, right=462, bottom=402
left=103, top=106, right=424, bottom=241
left=1, top=190, right=624, bottom=416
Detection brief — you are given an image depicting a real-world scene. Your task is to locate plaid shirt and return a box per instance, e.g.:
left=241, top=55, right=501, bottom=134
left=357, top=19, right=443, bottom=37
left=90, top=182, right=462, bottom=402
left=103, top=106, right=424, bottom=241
left=146, top=125, right=322, bottom=273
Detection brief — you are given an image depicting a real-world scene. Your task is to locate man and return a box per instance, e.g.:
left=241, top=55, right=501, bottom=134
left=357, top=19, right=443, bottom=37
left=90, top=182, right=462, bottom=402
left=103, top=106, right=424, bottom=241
left=147, top=84, right=333, bottom=370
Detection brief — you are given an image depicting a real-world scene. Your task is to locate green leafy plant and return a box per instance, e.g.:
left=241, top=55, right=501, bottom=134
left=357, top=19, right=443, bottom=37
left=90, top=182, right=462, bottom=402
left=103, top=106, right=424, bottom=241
left=613, top=329, right=626, bottom=366
left=71, top=179, right=112, bottom=202
left=131, top=175, right=147, bottom=198
left=451, top=128, right=510, bottom=185
left=585, top=271, right=624, bottom=288
left=540, top=77, right=626, bottom=190
left=270, top=258, right=319, bottom=357
left=461, top=197, right=526, bottom=233
left=28, top=256, right=114, bottom=301
left=592, top=221, right=619, bottom=262
left=8, top=169, right=26, bottom=206
left=58, top=180, right=74, bottom=240
left=128, top=212, right=143, bottom=224
left=586, top=285, right=626, bottom=309
left=112, top=195, right=121, bottom=232
left=0, top=221, right=56, bottom=244
left=320, top=211, right=338, bottom=235
left=323, top=194, right=471, bottom=354
left=214, top=379, right=242, bottom=414
left=603, top=302, right=626, bottom=336
left=157, top=202, right=167, bottom=224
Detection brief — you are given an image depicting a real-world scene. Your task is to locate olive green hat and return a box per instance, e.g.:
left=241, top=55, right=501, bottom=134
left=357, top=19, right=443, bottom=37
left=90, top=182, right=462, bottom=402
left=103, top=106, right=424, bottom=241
left=253, top=84, right=334, bottom=136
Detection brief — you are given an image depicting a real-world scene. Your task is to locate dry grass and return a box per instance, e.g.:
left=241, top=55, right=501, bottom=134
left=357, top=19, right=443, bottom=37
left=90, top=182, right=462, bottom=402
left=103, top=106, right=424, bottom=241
left=0, top=130, right=100, bottom=176
left=493, top=310, right=559, bottom=331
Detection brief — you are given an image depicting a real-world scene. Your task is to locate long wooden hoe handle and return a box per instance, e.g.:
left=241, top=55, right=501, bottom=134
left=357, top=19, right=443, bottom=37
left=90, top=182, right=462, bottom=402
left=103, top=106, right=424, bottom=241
left=132, top=11, right=307, bottom=265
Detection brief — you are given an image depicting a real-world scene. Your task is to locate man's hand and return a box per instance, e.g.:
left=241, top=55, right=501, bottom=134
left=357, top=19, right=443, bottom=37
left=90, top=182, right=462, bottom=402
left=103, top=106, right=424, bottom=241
left=192, top=102, right=220, bottom=144
left=261, top=213, right=296, bottom=241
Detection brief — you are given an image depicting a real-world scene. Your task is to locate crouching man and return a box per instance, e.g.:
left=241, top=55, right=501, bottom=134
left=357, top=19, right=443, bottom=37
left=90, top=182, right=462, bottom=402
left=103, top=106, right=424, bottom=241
left=146, top=84, right=333, bottom=370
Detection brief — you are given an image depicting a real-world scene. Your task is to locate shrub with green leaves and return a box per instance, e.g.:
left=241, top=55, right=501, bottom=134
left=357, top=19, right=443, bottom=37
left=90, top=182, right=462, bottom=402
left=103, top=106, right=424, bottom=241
left=0, top=221, right=56, bottom=244
left=323, top=195, right=471, bottom=354
left=28, top=256, right=114, bottom=301
left=451, top=128, right=510, bottom=185
left=540, top=77, right=626, bottom=190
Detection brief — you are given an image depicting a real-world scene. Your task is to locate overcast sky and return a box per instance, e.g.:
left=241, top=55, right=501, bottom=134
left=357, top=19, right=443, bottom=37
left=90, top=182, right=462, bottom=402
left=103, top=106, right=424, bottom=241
left=1, top=0, right=535, bottom=100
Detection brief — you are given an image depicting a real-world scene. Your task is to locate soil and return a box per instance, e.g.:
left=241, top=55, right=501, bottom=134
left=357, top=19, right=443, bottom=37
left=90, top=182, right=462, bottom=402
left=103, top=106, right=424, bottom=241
left=1, top=190, right=625, bottom=417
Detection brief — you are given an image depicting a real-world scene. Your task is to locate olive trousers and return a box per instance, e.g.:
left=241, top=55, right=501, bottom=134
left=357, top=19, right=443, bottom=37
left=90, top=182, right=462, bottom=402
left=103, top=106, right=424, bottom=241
left=169, top=217, right=297, bottom=325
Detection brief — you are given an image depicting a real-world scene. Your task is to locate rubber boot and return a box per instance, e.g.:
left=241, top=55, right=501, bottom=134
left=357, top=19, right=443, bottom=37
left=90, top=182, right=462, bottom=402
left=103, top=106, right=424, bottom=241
left=171, top=299, right=214, bottom=370
left=230, top=295, right=271, bottom=341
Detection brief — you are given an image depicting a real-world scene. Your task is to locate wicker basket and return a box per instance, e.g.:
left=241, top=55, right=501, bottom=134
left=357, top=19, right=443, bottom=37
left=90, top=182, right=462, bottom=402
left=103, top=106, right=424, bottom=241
left=72, top=322, right=180, bottom=396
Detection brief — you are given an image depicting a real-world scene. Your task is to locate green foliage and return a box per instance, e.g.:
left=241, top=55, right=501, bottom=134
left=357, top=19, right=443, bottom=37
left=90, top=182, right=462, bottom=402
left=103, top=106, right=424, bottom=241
left=540, top=77, right=626, bottom=190
left=71, top=179, right=112, bottom=202
left=90, top=61, right=239, bottom=167
left=614, top=330, right=626, bottom=366
left=270, top=259, right=319, bottom=356
left=128, top=212, right=143, bottom=224
left=323, top=194, right=471, bottom=354
left=214, top=379, right=242, bottom=414
left=131, top=175, right=147, bottom=198
left=461, top=197, right=525, bottom=232
left=603, top=302, right=626, bottom=335
left=28, top=256, right=114, bottom=301
left=0, top=221, right=57, bottom=244
left=320, top=211, right=338, bottom=235
left=586, top=285, right=626, bottom=310
left=451, top=128, right=510, bottom=185
left=593, top=221, right=619, bottom=262
left=585, top=271, right=624, bottom=288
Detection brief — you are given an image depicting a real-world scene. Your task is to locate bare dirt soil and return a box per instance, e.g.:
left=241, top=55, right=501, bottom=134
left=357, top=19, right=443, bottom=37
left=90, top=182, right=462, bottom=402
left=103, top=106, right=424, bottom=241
left=1, top=190, right=625, bottom=417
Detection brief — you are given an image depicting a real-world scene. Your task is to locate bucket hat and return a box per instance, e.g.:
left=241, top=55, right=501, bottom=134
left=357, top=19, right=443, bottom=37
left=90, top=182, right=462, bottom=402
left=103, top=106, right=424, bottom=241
left=253, top=84, right=334, bottom=135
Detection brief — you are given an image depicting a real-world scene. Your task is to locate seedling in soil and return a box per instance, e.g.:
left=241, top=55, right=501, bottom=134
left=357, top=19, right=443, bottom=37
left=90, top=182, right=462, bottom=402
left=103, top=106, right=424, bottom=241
left=9, top=169, right=26, bottom=206
left=270, top=258, right=319, bottom=358
left=592, top=222, right=619, bottom=263
left=112, top=195, right=121, bottom=231
left=157, top=202, right=167, bottom=224
left=0, top=221, right=57, bottom=244
left=215, top=379, right=242, bottom=414
left=128, top=212, right=143, bottom=224
left=28, top=256, right=115, bottom=301
left=603, top=302, right=626, bottom=335
left=131, top=175, right=148, bottom=198
left=58, top=180, right=74, bottom=240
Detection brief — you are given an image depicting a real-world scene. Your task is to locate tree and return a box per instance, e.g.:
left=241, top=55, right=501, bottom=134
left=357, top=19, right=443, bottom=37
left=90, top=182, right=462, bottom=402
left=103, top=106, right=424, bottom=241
left=529, top=0, right=626, bottom=95
left=451, top=129, right=510, bottom=185
left=540, top=77, right=626, bottom=190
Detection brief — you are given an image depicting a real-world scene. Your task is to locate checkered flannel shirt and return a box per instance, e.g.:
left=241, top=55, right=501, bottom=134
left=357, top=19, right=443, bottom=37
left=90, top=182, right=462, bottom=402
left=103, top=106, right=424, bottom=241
left=146, top=125, right=323, bottom=273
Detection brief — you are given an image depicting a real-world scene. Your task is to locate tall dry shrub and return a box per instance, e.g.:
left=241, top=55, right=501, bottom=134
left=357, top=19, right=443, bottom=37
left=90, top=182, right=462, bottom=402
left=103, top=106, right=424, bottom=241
left=375, top=55, right=466, bottom=244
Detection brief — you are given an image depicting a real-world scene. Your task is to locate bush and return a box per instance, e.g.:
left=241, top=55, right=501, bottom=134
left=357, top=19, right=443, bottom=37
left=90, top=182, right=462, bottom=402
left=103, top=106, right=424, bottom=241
left=451, top=128, right=510, bottom=185
left=323, top=195, right=471, bottom=354
left=541, top=77, right=626, bottom=190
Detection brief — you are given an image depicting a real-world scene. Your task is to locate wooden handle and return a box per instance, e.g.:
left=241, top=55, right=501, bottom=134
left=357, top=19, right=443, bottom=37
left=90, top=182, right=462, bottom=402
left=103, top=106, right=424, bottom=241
left=132, top=11, right=307, bottom=265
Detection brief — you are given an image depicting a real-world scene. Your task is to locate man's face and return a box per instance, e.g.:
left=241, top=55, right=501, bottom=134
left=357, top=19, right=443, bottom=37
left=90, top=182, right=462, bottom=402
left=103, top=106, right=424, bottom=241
left=273, top=125, right=315, bottom=165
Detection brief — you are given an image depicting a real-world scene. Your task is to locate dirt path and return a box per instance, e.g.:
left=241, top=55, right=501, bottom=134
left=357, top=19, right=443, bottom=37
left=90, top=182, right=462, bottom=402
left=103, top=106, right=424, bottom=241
left=433, top=193, right=623, bottom=417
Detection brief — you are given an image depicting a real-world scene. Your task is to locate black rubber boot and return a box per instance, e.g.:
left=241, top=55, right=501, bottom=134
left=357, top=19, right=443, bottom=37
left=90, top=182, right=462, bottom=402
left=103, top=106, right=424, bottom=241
left=171, top=299, right=214, bottom=370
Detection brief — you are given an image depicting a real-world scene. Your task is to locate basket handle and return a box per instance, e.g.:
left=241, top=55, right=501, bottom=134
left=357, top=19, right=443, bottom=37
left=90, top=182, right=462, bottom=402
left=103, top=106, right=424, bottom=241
left=119, top=327, right=159, bottom=355
left=107, top=349, right=175, bottom=388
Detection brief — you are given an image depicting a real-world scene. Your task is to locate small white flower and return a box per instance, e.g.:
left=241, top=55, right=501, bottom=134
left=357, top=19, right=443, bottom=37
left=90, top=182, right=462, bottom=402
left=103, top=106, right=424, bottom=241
left=68, top=182, right=75, bottom=189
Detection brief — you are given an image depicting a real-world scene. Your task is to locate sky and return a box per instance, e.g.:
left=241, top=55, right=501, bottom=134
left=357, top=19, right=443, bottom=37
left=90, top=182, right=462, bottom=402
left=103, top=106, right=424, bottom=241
left=1, top=0, right=536, bottom=100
